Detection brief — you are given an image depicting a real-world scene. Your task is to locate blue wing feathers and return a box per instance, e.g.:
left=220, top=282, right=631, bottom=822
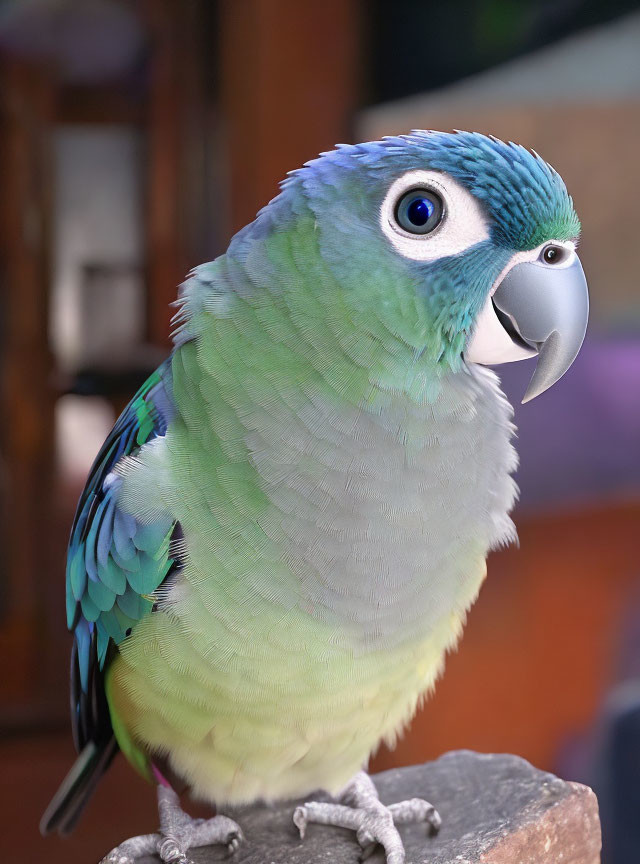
left=43, top=359, right=180, bottom=835
left=66, top=361, right=178, bottom=731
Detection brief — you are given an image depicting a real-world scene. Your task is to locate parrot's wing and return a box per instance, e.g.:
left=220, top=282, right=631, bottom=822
left=66, top=359, right=178, bottom=753
left=38, top=360, right=183, bottom=836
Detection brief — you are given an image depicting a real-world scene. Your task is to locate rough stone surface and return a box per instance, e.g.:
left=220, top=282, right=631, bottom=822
left=138, top=751, right=601, bottom=864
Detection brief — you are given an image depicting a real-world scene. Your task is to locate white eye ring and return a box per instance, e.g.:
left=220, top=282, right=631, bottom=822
left=380, top=169, right=490, bottom=262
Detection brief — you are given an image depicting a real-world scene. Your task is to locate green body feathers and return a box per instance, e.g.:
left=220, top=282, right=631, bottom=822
left=108, top=198, right=518, bottom=802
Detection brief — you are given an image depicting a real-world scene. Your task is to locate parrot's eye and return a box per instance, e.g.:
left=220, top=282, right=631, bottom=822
left=394, top=188, right=443, bottom=235
left=381, top=169, right=488, bottom=261
left=541, top=244, right=566, bottom=265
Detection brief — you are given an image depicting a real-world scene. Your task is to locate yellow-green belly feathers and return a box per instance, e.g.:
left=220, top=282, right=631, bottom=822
left=108, top=597, right=476, bottom=804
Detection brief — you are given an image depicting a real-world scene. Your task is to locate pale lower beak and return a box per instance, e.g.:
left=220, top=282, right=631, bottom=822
left=466, top=255, right=589, bottom=403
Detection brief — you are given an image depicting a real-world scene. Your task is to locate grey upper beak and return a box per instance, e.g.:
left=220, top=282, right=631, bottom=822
left=492, top=256, right=589, bottom=403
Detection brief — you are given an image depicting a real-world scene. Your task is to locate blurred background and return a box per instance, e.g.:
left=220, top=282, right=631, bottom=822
left=0, top=1, right=638, bottom=861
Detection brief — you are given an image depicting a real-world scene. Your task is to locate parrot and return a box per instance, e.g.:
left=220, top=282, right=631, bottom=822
left=41, top=130, right=589, bottom=864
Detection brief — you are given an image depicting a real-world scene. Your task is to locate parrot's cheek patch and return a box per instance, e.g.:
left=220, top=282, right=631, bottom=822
left=466, top=246, right=547, bottom=367
left=466, top=293, right=537, bottom=366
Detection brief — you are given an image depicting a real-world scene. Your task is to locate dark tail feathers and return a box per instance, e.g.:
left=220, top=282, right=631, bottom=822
left=40, top=736, right=118, bottom=836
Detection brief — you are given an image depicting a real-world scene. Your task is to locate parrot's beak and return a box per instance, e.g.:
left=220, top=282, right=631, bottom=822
left=465, top=253, right=589, bottom=403
left=491, top=256, right=589, bottom=403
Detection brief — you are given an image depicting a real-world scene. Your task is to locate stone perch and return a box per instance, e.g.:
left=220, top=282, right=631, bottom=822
left=137, top=751, right=601, bottom=864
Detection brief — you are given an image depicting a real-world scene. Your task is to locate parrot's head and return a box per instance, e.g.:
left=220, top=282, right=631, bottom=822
left=272, top=130, right=588, bottom=402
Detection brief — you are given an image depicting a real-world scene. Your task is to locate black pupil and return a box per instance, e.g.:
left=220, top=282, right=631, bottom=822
left=407, top=196, right=434, bottom=227
left=544, top=246, right=561, bottom=263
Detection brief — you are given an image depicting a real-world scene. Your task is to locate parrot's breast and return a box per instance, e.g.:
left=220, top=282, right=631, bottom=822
left=110, top=360, right=518, bottom=805
left=242, top=362, right=518, bottom=649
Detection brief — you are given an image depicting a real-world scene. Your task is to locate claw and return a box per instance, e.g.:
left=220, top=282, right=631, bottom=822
left=293, top=805, right=308, bottom=839
left=227, top=831, right=243, bottom=855
left=356, top=825, right=376, bottom=861
left=356, top=825, right=375, bottom=847
left=427, top=807, right=442, bottom=835
left=358, top=842, right=378, bottom=862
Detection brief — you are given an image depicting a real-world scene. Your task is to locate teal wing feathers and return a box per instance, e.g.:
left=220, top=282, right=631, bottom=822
left=67, top=360, right=178, bottom=751
left=41, top=360, right=180, bottom=835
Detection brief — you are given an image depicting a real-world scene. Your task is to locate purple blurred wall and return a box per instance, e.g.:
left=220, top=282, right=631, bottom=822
left=498, top=338, right=640, bottom=510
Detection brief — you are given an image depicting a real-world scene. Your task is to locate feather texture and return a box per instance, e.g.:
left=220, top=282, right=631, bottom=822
left=109, top=208, right=520, bottom=804
left=66, top=361, right=178, bottom=755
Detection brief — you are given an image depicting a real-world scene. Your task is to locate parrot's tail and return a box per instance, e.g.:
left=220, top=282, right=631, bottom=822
left=39, top=736, right=119, bottom=836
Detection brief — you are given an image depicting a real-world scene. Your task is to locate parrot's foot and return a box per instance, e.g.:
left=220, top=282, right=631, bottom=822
left=293, top=771, right=440, bottom=864
left=99, top=785, right=243, bottom=864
